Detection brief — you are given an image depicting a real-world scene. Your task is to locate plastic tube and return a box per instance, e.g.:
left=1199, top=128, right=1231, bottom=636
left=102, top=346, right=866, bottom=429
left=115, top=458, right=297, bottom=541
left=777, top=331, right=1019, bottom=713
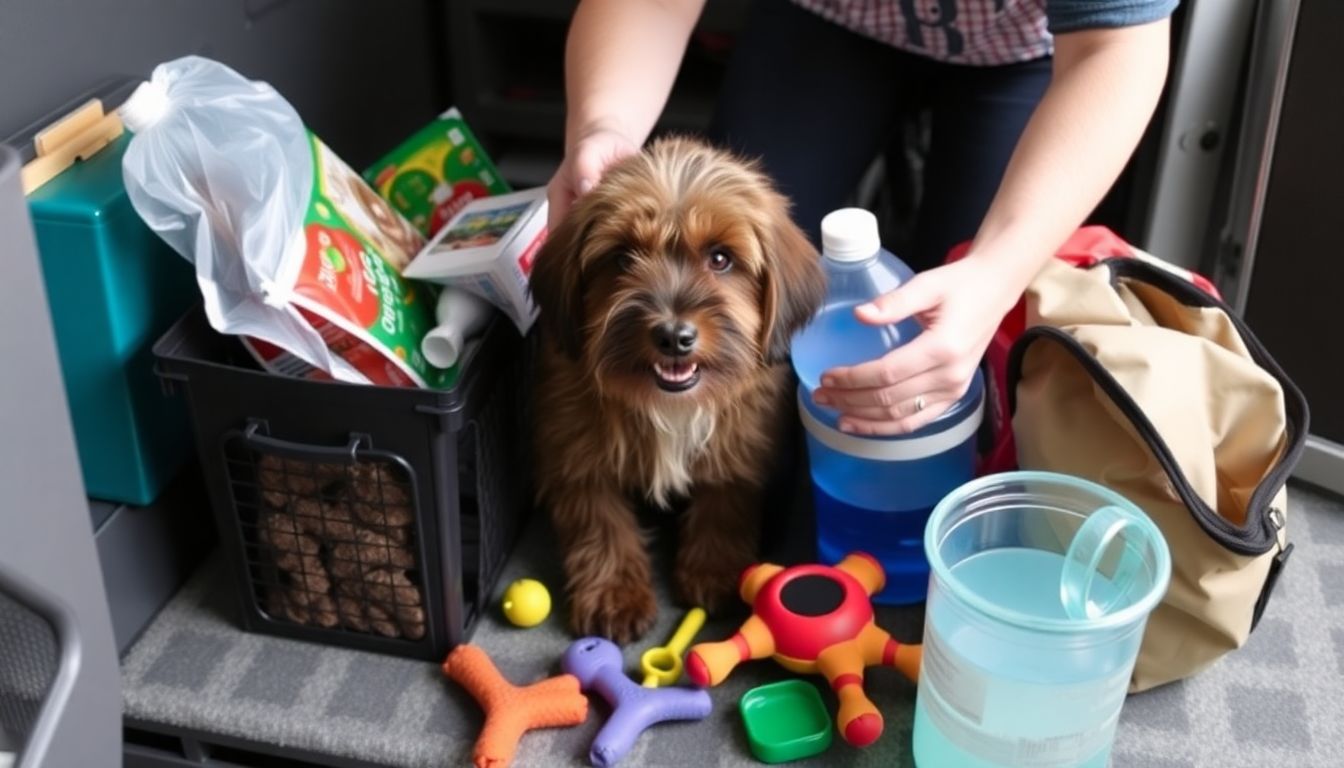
left=422, top=286, right=492, bottom=369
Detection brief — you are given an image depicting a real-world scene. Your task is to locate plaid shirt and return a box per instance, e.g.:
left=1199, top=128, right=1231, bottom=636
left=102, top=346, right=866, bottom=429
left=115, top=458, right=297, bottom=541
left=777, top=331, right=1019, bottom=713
left=791, top=0, right=1177, bottom=66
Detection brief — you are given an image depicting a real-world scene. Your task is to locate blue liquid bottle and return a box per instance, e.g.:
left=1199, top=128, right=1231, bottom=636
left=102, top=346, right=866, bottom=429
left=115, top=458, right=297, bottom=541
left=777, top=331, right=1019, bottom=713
left=790, top=208, right=984, bottom=604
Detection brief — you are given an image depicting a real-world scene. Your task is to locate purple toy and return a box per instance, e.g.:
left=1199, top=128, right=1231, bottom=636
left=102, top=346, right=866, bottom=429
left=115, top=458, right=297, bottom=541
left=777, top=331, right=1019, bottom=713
left=561, top=637, right=713, bottom=767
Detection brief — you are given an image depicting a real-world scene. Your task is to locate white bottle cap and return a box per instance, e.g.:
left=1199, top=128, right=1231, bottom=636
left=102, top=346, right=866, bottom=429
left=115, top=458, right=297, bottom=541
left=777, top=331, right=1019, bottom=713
left=821, top=208, right=880, bottom=262
left=422, top=324, right=466, bottom=369
left=118, top=79, right=171, bottom=133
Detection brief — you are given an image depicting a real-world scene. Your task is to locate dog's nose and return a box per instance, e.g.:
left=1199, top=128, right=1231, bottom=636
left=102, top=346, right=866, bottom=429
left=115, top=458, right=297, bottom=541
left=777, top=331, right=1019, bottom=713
left=652, top=321, right=698, bottom=357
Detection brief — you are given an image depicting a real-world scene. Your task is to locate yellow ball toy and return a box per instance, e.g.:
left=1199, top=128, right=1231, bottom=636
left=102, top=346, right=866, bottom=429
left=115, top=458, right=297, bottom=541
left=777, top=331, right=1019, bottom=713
left=501, top=578, right=551, bottom=628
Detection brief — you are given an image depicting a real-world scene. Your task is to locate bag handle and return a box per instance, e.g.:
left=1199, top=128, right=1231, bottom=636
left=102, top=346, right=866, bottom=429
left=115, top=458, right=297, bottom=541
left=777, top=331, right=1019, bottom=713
left=1006, top=258, right=1309, bottom=556
left=1094, top=258, right=1308, bottom=531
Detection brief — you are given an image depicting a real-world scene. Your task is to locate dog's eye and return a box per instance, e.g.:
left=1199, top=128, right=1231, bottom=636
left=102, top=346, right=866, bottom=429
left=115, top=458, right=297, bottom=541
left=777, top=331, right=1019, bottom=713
left=707, top=249, right=733, bottom=273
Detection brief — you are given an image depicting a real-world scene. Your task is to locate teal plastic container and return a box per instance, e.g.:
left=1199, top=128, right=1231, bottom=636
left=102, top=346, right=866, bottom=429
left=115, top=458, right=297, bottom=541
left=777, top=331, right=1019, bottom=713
left=22, top=126, right=197, bottom=505
left=914, top=471, right=1171, bottom=768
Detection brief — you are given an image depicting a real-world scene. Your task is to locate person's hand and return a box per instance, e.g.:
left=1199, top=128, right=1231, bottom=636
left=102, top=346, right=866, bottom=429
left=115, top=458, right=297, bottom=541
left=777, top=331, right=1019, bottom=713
left=546, top=123, right=641, bottom=231
left=812, top=255, right=1021, bottom=435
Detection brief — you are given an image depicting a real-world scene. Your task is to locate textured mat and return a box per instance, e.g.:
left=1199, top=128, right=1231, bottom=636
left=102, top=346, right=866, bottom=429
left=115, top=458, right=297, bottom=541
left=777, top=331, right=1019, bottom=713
left=122, top=480, right=1344, bottom=767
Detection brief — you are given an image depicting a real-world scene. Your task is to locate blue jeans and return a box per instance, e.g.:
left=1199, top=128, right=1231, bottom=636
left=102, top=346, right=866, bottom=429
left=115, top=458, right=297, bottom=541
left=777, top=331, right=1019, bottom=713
left=706, top=0, right=1053, bottom=272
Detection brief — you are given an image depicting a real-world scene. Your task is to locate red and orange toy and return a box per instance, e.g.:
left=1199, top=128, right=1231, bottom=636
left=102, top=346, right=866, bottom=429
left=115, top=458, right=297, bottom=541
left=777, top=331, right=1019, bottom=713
left=685, top=552, right=922, bottom=748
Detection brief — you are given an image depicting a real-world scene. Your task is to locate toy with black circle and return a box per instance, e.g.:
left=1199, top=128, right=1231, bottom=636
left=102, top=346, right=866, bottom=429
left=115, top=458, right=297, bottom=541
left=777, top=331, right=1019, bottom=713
left=686, top=551, right=922, bottom=748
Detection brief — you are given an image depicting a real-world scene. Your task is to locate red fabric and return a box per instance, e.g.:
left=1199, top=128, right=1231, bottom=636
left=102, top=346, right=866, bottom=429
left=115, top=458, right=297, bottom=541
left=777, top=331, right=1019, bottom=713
left=944, top=226, right=1221, bottom=476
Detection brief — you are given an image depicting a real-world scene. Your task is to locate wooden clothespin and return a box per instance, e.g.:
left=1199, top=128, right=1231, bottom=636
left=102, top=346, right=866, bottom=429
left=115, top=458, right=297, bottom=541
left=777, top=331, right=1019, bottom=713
left=20, top=98, right=124, bottom=194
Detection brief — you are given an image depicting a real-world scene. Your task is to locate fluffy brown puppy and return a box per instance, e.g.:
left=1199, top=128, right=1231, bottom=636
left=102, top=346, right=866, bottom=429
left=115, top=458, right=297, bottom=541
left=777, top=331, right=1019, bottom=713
left=530, top=137, right=825, bottom=643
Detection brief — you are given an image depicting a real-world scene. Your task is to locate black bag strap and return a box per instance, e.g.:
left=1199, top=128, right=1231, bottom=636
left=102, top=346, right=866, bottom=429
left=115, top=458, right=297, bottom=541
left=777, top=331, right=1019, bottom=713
left=1006, top=257, right=1310, bottom=558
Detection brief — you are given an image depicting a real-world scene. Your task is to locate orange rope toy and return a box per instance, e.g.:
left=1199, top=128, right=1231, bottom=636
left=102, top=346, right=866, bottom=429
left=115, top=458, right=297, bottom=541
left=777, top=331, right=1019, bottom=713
left=441, top=644, right=590, bottom=768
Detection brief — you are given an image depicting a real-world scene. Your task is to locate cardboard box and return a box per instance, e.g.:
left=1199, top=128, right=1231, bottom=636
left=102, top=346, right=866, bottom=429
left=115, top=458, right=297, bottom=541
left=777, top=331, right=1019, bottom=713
left=402, top=187, right=547, bottom=334
left=363, top=107, right=512, bottom=239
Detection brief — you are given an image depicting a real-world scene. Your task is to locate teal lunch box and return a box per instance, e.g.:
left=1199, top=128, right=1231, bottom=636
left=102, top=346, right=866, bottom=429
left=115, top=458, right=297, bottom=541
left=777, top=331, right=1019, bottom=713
left=10, top=80, right=197, bottom=505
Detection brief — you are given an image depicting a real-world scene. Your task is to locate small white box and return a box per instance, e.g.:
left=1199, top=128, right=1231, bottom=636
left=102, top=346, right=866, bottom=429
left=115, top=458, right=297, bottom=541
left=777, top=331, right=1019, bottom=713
left=403, top=186, right=547, bottom=333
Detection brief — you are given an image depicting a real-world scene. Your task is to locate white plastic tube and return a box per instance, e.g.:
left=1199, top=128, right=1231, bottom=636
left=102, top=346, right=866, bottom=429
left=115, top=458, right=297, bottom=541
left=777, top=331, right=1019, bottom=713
left=422, top=286, right=492, bottom=369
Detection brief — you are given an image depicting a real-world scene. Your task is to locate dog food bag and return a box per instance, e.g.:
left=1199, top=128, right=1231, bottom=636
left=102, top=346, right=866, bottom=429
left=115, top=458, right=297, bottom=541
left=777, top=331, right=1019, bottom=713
left=362, top=107, right=512, bottom=238
left=118, top=55, right=455, bottom=389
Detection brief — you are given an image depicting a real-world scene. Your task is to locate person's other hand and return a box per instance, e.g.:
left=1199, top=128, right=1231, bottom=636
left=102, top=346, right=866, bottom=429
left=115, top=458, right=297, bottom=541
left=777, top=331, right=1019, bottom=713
left=812, top=256, right=1019, bottom=435
left=546, top=124, right=640, bottom=231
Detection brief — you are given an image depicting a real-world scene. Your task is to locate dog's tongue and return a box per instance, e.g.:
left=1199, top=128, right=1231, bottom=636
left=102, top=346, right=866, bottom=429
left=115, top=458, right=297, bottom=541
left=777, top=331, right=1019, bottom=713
left=654, top=361, right=698, bottom=383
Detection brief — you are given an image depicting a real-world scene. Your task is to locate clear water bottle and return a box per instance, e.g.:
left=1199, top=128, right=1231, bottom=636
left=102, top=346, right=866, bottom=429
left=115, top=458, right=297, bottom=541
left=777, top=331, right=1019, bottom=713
left=791, top=208, right=984, bottom=604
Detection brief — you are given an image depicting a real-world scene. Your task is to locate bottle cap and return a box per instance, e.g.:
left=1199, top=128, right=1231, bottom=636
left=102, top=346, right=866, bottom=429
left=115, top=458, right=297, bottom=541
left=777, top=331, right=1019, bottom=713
left=820, top=208, right=880, bottom=262
left=118, top=79, right=171, bottom=133
left=422, top=324, right=466, bottom=368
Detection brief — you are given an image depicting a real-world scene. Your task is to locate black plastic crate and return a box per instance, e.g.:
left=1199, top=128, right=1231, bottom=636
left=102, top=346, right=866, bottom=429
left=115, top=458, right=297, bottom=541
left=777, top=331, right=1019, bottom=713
left=152, top=304, right=532, bottom=661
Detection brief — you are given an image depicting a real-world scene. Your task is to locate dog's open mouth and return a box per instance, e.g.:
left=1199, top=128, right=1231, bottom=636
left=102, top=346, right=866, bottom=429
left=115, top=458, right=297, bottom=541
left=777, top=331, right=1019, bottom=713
left=652, top=360, right=701, bottom=392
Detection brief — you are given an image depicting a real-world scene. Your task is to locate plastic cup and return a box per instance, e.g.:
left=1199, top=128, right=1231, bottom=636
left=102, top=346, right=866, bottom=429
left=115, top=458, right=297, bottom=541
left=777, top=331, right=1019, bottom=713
left=913, top=471, right=1171, bottom=768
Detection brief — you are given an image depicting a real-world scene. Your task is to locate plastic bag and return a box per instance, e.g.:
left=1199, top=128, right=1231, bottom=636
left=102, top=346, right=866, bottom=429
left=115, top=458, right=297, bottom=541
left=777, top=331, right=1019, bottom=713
left=119, top=55, right=358, bottom=380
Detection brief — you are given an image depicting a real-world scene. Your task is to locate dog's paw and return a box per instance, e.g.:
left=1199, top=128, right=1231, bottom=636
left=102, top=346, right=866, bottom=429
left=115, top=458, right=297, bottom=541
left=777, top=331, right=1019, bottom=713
left=674, top=554, right=745, bottom=615
left=567, top=579, right=658, bottom=645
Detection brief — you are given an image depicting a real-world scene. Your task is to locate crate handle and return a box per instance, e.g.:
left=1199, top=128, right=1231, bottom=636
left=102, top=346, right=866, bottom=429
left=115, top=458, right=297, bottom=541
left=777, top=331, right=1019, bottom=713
left=240, top=419, right=373, bottom=463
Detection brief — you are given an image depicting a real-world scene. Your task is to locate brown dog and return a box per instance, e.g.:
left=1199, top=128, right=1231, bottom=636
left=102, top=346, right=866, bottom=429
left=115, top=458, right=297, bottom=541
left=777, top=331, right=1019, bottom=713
left=529, top=137, right=825, bottom=643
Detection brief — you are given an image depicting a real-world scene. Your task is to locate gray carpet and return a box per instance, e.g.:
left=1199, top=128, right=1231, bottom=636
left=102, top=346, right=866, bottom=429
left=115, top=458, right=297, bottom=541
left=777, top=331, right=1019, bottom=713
left=121, top=480, right=1344, bottom=767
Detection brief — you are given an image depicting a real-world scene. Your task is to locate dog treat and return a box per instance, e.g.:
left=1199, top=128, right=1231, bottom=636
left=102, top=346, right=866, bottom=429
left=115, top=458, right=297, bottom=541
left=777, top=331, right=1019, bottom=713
left=345, top=462, right=416, bottom=528
left=258, top=510, right=335, bottom=600
left=335, top=574, right=425, bottom=639
left=266, top=585, right=339, bottom=628
left=289, top=497, right=411, bottom=548
left=256, top=454, right=344, bottom=508
left=256, top=511, right=330, bottom=589
left=335, top=592, right=401, bottom=637
left=327, top=532, right=416, bottom=580
left=356, top=568, right=426, bottom=639
left=324, top=501, right=417, bottom=580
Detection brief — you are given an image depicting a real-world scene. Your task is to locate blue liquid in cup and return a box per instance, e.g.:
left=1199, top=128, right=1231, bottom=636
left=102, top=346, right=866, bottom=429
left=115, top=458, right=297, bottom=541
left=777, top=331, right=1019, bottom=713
left=914, top=548, right=1132, bottom=768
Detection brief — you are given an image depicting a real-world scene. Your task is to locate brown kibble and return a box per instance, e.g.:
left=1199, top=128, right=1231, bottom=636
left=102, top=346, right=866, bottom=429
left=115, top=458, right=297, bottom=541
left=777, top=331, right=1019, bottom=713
left=327, top=528, right=416, bottom=580
left=360, top=568, right=423, bottom=608
left=258, top=511, right=320, bottom=570
left=265, top=585, right=338, bottom=628
left=352, top=500, right=415, bottom=529
left=258, top=510, right=334, bottom=604
left=306, top=592, right=340, bottom=628
left=288, top=497, right=331, bottom=538
left=256, top=454, right=344, bottom=507
left=334, top=592, right=369, bottom=632
left=347, top=463, right=415, bottom=527
left=293, top=497, right=410, bottom=547
left=336, top=570, right=425, bottom=639
left=335, top=593, right=400, bottom=637
left=287, top=567, right=332, bottom=600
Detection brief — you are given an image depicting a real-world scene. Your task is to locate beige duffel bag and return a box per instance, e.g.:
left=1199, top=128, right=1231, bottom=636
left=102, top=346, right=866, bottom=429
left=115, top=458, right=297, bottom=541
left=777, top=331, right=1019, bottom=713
left=1008, top=256, right=1309, bottom=692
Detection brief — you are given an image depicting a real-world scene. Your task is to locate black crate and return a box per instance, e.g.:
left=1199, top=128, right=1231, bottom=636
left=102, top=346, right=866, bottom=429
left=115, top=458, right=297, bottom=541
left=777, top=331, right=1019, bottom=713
left=152, top=304, right=533, bottom=661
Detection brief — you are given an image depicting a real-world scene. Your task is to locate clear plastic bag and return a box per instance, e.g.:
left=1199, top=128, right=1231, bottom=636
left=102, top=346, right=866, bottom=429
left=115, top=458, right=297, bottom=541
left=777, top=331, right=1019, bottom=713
left=119, top=55, right=357, bottom=380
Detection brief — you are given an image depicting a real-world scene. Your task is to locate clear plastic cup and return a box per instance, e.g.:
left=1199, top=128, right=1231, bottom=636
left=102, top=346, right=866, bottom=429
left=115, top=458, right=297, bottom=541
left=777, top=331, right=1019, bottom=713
left=913, top=471, right=1172, bottom=768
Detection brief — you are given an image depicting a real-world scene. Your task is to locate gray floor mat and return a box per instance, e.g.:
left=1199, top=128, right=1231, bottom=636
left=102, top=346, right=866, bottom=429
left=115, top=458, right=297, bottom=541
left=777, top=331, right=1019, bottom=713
left=121, top=480, right=1344, bottom=767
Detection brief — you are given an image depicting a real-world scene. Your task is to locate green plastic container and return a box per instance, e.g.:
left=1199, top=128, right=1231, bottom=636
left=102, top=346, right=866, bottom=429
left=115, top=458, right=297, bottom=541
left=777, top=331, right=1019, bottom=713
left=15, top=87, right=197, bottom=505
left=739, top=679, right=834, bottom=763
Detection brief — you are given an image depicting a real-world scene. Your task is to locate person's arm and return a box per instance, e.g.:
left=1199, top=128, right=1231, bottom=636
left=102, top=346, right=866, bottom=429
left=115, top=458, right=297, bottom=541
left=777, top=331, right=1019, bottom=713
left=547, top=0, right=708, bottom=229
left=958, top=19, right=1173, bottom=307
left=815, top=18, right=1173, bottom=435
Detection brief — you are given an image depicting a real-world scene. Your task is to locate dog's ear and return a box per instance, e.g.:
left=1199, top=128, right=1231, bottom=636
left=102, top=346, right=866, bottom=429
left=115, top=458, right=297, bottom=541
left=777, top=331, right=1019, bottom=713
left=529, top=205, right=591, bottom=359
left=759, top=204, right=825, bottom=364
